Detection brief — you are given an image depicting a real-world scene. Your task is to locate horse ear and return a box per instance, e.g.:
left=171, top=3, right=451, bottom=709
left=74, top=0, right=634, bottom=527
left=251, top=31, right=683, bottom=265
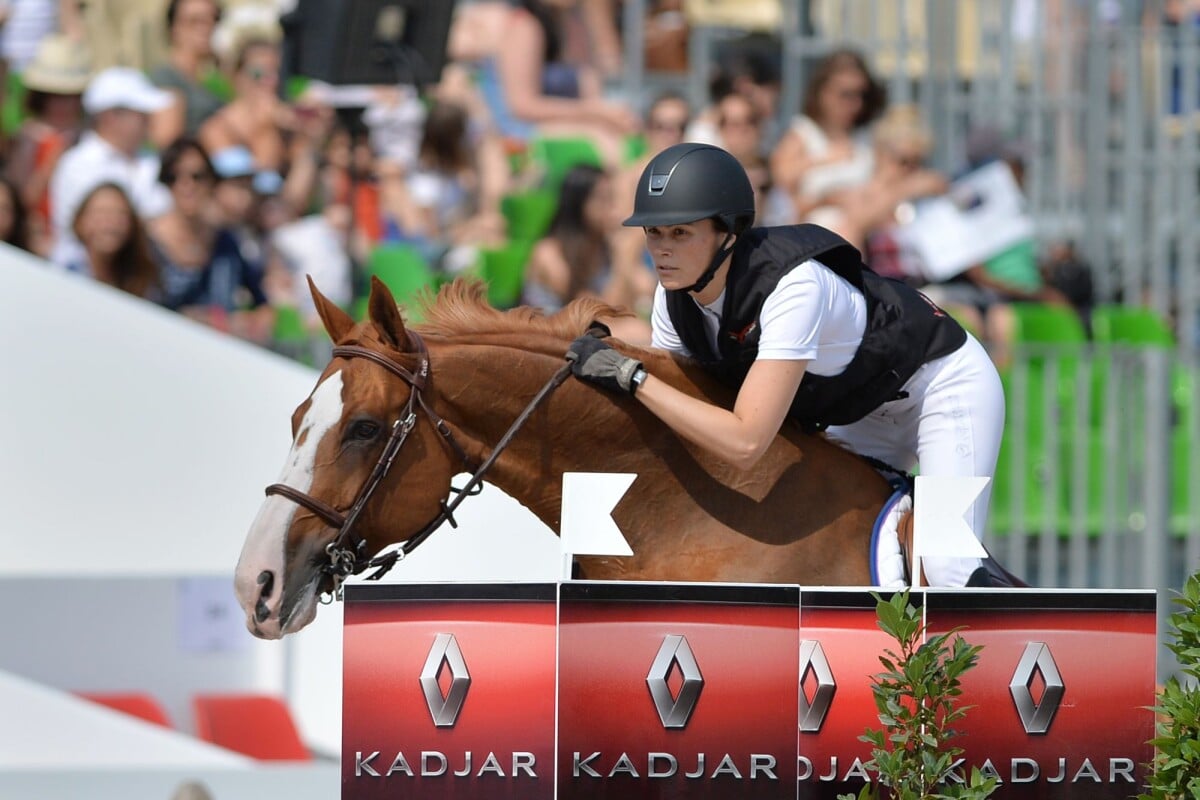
left=367, top=276, right=410, bottom=350
left=308, top=275, right=355, bottom=343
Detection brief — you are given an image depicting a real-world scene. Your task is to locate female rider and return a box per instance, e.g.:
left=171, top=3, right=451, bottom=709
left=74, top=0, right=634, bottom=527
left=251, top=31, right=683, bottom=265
left=566, top=143, right=1006, bottom=587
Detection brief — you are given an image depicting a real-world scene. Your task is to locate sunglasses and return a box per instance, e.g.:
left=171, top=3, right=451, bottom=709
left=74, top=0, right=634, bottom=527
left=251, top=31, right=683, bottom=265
left=245, top=66, right=278, bottom=83
left=718, top=115, right=758, bottom=129
left=165, top=169, right=214, bottom=186
left=648, top=119, right=687, bottom=134
left=892, top=153, right=926, bottom=169
left=178, top=12, right=219, bottom=27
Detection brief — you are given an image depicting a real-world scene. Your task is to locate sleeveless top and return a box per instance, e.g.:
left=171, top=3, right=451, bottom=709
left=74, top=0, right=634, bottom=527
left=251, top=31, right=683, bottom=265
left=154, top=228, right=267, bottom=312
left=790, top=115, right=875, bottom=208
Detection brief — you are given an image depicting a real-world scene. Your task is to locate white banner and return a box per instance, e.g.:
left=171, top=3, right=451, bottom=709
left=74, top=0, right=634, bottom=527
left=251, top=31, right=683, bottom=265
left=894, top=161, right=1034, bottom=281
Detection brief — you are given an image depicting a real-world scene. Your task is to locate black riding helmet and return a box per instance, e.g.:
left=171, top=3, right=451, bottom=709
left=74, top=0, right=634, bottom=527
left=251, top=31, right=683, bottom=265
left=623, top=143, right=756, bottom=293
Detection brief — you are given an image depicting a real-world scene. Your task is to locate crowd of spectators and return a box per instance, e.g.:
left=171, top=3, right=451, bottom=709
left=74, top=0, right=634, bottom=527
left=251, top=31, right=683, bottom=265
left=0, top=0, right=1091, bottom=366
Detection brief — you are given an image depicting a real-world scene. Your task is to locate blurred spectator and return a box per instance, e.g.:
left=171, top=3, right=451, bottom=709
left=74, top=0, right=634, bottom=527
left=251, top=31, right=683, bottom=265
left=768, top=48, right=886, bottom=227
left=1042, top=240, right=1095, bottom=326
left=477, top=0, right=636, bottom=165
left=0, top=175, right=30, bottom=252
left=641, top=0, right=688, bottom=73
left=359, top=85, right=426, bottom=169
left=805, top=105, right=946, bottom=259
left=78, top=0, right=170, bottom=71
left=199, top=29, right=287, bottom=173
left=203, top=8, right=329, bottom=218
left=1160, top=0, right=1200, bottom=116
left=714, top=91, right=764, bottom=169
left=0, top=0, right=82, bottom=72
left=523, top=163, right=612, bottom=311
left=576, top=0, right=623, bottom=79
left=523, top=162, right=650, bottom=342
left=149, top=136, right=274, bottom=342
left=149, top=0, right=225, bottom=149
left=685, top=41, right=781, bottom=152
left=48, top=66, right=173, bottom=267
left=60, top=182, right=160, bottom=300
left=266, top=200, right=354, bottom=327
left=384, top=99, right=507, bottom=273
left=319, top=115, right=382, bottom=253
left=3, top=32, right=91, bottom=256
left=211, top=144, right=275, bottom=276
left=918, top=127, right=1082, bottom=366
left=616, top=91, right=690, bottom=210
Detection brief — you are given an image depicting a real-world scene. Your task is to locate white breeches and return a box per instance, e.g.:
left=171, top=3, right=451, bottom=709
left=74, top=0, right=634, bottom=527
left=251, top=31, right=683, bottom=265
left=825, top=333, right=1006, bottom=587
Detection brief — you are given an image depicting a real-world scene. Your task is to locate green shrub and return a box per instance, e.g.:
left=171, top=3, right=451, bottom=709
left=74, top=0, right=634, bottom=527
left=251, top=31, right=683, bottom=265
left=840, top=591, right=998, bottom=800
left=1140, top=572, right=1200, bottom=799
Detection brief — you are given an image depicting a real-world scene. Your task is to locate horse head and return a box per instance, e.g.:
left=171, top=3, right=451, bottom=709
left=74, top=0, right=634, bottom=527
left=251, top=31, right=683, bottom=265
left=235, top=277, right=463, bottom=639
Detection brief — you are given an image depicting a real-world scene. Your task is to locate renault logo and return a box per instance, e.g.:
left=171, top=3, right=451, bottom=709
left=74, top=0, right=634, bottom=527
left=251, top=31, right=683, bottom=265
left=646, top=635, right=704, bottom=728
left=420, top=633, right=471, bottom=728
left=799, top=640, right=837, bottom=732
left=1010, top=642, right=1064, bottom=734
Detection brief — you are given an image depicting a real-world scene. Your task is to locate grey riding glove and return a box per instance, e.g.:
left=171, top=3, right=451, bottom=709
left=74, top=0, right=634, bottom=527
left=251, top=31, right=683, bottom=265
left=566, top=335, right=643, bottom=395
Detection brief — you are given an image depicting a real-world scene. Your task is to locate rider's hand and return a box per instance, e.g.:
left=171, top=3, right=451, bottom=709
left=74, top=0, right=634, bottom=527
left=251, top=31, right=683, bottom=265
left=566, top=335, right=643, bottom=395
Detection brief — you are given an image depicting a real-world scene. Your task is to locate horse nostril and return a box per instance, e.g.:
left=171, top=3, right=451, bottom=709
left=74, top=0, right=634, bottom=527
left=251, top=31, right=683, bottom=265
left=255, top=570, right=276, bottom=624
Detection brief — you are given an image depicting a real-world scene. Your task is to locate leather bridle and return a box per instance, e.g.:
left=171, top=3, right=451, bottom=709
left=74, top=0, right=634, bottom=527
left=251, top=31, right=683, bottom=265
left=264, top=332, right=573, bottom=597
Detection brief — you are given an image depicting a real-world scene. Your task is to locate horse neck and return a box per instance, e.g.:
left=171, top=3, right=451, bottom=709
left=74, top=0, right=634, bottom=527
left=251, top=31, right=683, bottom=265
left=426, top=335, right=651, bottom=531
left=419, top=333, right=891, bottom=586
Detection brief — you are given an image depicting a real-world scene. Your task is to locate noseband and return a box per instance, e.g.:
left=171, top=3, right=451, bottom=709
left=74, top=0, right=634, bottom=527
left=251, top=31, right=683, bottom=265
left=265, top=331, right=574, bottom=594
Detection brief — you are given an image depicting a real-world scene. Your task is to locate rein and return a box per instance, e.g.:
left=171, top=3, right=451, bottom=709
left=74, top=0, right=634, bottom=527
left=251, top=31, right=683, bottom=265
left=265, top=332, right=574, bottom=595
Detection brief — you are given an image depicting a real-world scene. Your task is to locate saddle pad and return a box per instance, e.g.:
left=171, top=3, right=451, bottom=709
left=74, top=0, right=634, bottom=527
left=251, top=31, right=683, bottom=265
left=870, top=488, right=912, bottom=588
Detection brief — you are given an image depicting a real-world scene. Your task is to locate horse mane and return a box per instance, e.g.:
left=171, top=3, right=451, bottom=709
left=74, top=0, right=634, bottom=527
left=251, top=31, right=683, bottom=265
left=413, top=279, right=626, bottom=344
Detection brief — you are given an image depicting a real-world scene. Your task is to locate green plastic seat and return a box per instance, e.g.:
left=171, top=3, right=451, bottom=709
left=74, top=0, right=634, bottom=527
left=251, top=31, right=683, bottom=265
left=998, top=303, right=1088, bottom=535
left=479, top=240, right=533, bottom=309
left=1009, top=302, right=1088, bottom=344
left=1091, top=305, right=1174, bottom=347
left=364, top=244, right=438, bottom=322
left=528, top=136, right=603, bottom=189
left=1088, top=305, right=1172, bottom=425
left=3, top=69, right=25, bottom=137
left=1171, top=365, right=1198, bottom=536
left=1005, top=303, right=1087, bottom=436
left=271, top=305, right=312, bottom=365
left=500, top=189, right=557, bottom=243
left=623, top=133, right=647, bottom=164
left=990, top=431, right=1054, bottom=536
left=1090, top=305, right=1183, bottom=535
left=273, top=305, right=307, bottom=341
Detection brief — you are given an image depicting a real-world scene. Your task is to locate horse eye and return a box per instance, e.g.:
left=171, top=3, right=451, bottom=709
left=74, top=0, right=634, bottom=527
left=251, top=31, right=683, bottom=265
left=348, top=420, right=381, bottom=441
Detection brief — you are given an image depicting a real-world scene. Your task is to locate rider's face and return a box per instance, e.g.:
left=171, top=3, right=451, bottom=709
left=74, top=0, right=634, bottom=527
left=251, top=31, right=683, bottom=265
left=643, top=219, right=728, bottom=293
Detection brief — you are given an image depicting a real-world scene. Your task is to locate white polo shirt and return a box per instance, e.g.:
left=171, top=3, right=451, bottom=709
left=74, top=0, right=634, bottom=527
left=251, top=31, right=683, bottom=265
left=48, top=131, right=172, bottom=267
left=650, top=258, right=868, bottom=377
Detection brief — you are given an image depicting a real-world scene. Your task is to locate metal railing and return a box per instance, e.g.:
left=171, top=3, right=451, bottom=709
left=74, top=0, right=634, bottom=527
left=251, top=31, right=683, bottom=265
left=986, top=344, right=1199, bottom=591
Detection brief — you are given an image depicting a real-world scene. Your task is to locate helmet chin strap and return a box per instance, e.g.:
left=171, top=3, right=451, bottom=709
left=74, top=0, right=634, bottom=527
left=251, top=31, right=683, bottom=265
left=683, top=232, right=735, bottom=295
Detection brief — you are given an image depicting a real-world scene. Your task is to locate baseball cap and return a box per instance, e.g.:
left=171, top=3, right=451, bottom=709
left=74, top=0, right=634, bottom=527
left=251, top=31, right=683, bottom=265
left=83, top=67, right=172, bottom=115
left=211, top=146, right=256, bottom=180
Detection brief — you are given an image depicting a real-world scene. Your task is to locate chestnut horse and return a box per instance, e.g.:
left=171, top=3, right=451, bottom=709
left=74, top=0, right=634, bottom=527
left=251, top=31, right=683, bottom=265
left=235, top=278, right=893, bottom=639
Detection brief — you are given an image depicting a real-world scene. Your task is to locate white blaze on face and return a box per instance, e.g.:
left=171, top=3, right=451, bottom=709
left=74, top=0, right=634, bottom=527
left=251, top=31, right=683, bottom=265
left=235, top=371, right=345, bottom=630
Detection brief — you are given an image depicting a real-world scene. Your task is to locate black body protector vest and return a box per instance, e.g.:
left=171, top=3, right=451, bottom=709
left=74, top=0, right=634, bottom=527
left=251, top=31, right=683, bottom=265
left=665, top=225, right=967, bottom=432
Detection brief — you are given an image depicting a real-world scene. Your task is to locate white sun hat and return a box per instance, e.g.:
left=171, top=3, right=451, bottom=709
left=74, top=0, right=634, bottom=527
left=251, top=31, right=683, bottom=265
left=82, top=67, right=173, bottom=115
